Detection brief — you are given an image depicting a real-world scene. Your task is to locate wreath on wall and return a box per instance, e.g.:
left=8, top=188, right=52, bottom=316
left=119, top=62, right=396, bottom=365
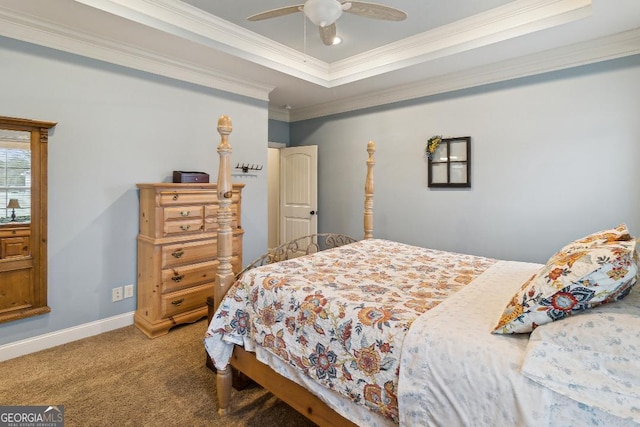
left=425, top=135, right=442, bottom=160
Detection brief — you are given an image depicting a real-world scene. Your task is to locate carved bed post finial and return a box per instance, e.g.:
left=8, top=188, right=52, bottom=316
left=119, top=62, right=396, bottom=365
left=364, top=141, right=375, bottom=240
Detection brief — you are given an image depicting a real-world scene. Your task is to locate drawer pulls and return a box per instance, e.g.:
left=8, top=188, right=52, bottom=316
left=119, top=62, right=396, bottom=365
left=172, top=194, right=179, bottom=201
left=171, top=250, right=184, bottom=259
left=180, top=225, right=191, bottom=231
left=180, top=210, right=190, bottom=217
left=171, top=274, right=184, bottom=282
left=171, top=298, right=184, bottom=306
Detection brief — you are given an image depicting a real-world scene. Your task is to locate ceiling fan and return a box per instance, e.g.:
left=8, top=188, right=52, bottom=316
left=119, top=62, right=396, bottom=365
left=247, top=0, right=407, bottom=46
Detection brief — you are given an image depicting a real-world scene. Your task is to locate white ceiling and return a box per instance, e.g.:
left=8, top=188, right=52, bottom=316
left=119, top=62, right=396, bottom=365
left=181, top=0, right=517, bottom=63
left=0, top=0, right=639, bottom=121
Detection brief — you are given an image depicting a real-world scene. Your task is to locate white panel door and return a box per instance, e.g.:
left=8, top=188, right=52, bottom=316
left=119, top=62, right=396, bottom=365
left=280, top=146, right=317, bottom=246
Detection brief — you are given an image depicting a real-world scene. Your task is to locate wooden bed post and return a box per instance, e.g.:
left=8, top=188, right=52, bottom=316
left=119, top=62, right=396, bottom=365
left=215, top=115, right=234, bottom=416
left=209, top=137, right=375, bottom=425
left=214, top=115, right=235, bottom=310
left=364, top=141, right=375, bottom=240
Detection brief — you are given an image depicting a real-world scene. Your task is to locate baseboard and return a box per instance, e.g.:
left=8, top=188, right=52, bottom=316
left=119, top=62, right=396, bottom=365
left=0, top=311, right=135, bottom=362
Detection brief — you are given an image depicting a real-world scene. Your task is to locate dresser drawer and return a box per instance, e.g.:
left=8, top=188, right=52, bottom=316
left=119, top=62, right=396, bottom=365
left=164, top=206, right=203, bottom=221
left=163, top=218, right=203, bottom=235
left=1, top=236, right=30, bottom=259
left=161, top=260, right=219, bottom=293
left=204, top=205, right=238, bottom=231
left=231, top=255, right=241, bottom=274
left=159, top=191, right=216, bottom=206
left=161, top=239, right=216, bottom=268
left=160, top=283, right=214, bottom=318
left=232, top=235, right=242, bottom=257
left=0, top=228, right=30, bottom=239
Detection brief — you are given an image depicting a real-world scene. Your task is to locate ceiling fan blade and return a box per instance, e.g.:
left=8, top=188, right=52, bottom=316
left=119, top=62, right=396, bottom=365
left=342, top=1, right=407, bottom=21
left=319, top=23, right=337, bottom=46
left=247, top=5, right=304, bottom=22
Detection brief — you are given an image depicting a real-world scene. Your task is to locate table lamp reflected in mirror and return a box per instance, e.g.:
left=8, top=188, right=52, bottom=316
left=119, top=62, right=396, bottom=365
left=7, top=198, right=21, bottom=221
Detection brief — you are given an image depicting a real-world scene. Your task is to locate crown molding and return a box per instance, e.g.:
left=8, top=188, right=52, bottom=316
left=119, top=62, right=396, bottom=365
left=327, top=0, right=592, bottom=86
left=72, top=0, right=331, bottom=86
left=290, top=28, right=640, bottom=122
left=71, top=0, right=591, bottom=88
left=268, top=106, right=291, bottom=122
left=0, top=3, right=274, bottom=101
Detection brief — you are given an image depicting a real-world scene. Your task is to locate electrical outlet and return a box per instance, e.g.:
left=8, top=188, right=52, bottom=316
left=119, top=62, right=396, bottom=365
left=124, top=284, right=134, bottom=299
left=112, top=286, right=123, bottom=302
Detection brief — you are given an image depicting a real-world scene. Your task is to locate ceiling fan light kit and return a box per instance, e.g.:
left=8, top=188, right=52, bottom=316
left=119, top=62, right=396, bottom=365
left=304, top=0, right=344, bottom=27
left=247, top=0, right=407, bottom=46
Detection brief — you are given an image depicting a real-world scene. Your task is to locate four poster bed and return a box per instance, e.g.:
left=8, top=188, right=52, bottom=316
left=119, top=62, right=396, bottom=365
left=205, top=116, right=640, bottom=426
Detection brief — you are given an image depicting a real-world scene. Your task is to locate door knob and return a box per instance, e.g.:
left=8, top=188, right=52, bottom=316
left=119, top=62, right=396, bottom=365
left=310, top=210, right=317, bottom=215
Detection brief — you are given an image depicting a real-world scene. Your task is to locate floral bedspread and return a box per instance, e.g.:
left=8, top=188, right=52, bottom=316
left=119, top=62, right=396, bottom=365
left=204, top=239, right=496, bottom=423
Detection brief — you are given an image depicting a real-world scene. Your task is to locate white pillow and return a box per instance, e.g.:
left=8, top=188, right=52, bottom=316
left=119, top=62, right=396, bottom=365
left=521, top=289, right=640, bottom=423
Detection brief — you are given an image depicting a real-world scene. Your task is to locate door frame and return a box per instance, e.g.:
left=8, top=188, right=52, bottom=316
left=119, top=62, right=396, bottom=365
left=267, top=142, right=285, bottom=251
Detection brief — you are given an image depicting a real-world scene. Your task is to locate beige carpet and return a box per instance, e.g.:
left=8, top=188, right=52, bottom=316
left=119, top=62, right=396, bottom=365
left=0, top=319, right=316, bottom=427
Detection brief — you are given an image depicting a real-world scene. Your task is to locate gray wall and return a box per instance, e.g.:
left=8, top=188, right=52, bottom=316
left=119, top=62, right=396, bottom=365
left=291, top=55, right=640, bottom=264
left=2, top=33, right=638, bottom=347
left=0, top=37, right=269, bottom=345
left=268, top=119, right=290, bottom=145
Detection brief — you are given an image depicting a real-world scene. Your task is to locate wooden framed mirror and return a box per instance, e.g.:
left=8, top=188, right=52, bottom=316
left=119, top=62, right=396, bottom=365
left=0, top=116, right=56, bottom=323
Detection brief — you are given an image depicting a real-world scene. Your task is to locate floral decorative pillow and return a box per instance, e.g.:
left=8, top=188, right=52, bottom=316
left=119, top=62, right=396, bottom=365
left=492, top=225, right=638, bottom=334
left=556, top=223, right=632, bottom=252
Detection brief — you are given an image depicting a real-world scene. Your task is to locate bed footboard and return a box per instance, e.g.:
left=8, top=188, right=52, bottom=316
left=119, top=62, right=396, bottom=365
left=229, top=346, right=357, bottom=427
left=238, top=233, right=357, bottom=277
left=206, top=299, right=357, bottom=426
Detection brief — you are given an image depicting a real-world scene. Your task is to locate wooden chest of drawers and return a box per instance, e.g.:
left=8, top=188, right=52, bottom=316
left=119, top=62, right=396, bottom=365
left=134, top=183, right=244, bottom=338
left=0, top=224, right=33, bottom=319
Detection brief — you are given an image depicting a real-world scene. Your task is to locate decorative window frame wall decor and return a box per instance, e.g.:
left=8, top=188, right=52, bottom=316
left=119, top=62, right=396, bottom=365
left=427, top=136, right=471, bottom=188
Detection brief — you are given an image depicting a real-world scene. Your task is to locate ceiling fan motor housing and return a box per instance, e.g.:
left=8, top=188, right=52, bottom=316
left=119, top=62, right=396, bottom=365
left=303, top=0, right=344, bottom=27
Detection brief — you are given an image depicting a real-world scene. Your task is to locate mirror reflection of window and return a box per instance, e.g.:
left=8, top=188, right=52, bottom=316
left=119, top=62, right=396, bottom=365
left=0, top=130, right=30, bottom=224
